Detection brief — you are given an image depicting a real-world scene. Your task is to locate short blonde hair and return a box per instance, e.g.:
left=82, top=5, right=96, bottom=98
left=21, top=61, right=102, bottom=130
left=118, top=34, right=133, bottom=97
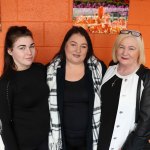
left=112, top=33, right=145, bottom=65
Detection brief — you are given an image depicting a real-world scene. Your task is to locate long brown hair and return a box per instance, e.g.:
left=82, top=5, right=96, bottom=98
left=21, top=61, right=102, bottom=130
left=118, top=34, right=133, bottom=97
left=1, top=26, right=33, bottom=78
left=53, top=26, right=94, bottom=63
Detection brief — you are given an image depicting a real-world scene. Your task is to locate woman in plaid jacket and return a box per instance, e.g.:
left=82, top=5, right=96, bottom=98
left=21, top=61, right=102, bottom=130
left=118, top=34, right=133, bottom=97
left=47, top=26, right=106, bottom=150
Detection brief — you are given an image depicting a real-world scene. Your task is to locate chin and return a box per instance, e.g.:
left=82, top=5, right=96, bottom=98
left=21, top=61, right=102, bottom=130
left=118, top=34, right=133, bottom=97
left=24, top=62, right=33, bottom=67
left=26, top=59, right=34, bottom=63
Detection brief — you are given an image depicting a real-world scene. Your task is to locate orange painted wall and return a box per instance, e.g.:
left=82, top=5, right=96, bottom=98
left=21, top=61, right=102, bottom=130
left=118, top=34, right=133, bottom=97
left=0, top=0, right=150, bottom=75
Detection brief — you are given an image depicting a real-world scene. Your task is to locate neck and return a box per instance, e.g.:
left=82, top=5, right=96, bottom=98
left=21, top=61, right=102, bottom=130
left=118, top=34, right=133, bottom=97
left=65, top=62, right=85, bottom=81
left=66, top=62, right=84, bottom=69
left=117, top=63, right=140, bottom=76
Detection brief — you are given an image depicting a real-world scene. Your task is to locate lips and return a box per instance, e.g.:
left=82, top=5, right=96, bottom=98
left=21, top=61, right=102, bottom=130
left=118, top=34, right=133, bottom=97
left=121, top=56, right=129, bottom=60
left=73, top=54, right=80, bottom=58
left=26, top=57, right=33, bottom=61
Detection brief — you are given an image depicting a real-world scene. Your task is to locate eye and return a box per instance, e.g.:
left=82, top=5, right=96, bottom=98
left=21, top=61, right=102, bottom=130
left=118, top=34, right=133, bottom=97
left=129, top=47, right=136, bottom=50
left=19, top=46, right=26, bottom=50
left=30, top=45, right=35, bottom=49
left=70, top=43, right=76, bottom=47
left=81, top=45, right=87, bottom=49
left=119, top=45, right=124, bottom=49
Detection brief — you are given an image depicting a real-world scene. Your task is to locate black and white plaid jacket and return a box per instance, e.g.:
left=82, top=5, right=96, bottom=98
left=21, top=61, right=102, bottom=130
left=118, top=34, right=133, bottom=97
left=47, top=56, right=106, bottom=150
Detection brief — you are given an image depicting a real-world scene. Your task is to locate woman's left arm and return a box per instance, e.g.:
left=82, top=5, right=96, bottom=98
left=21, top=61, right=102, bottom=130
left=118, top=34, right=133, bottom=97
left=122, top=72, right=150, bottom=150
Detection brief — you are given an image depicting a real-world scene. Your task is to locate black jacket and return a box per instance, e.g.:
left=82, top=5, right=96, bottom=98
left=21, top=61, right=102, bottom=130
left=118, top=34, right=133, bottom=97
left=56, top=60, right=106, bottom=150
left=0, top=63, right=50, bottom=150
left=121, top=65, right=150, bottom=150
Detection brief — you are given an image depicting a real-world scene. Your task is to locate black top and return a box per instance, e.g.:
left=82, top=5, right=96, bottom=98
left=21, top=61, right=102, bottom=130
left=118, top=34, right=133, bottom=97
left=0, top=63, right=50, bottom=150
left=98, top=75, right=122, bottom=150
left=63, top=74, right=89, bottom=147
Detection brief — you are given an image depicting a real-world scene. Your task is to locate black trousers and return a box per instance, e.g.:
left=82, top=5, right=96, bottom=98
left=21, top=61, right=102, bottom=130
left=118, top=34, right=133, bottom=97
left=143, top=142, right=150, bottom=150
left=66, top=144, right=86, bottom=150
left=5, top=137, right=49, bottom=150
left=35, top=138, right=48, bottom=150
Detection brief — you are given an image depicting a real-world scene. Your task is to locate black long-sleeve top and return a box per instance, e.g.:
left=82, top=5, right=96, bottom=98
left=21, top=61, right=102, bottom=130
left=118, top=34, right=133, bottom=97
left=0, top=63, right=50, bottom=150
left=63, top=74, right=90, bottom=148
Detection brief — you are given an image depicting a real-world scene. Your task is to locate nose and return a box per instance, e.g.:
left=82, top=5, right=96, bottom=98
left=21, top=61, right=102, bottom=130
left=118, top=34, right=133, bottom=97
left=76, top=46, right=81, bottom=53
left=122, top=48, right=128, bottom=55
left=26, top=47, right=32, bottom=55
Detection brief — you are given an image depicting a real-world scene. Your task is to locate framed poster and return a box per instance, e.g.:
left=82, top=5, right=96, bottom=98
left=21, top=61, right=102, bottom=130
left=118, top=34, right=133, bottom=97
left=73, top=0, right=129, bottom=34
left=0, top=0, right=1, bottom=31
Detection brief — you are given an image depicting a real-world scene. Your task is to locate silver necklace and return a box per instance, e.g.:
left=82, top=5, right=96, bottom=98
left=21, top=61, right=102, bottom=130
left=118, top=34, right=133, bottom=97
left=112, top=77, right=119, bottom=87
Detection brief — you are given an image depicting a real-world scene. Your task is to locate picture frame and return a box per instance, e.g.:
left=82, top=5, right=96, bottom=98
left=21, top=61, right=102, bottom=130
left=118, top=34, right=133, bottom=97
left=73, top=0, right=129, bottom=34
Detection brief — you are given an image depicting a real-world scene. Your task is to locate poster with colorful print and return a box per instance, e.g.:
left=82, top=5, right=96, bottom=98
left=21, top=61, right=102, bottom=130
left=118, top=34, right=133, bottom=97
left=0, top=1, right=1, bottom=31
left=73, top=0, right=129, bottom=34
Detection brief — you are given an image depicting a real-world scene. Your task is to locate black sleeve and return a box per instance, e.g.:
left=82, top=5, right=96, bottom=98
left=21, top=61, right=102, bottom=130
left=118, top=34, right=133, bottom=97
left=0, top=79, right=19, bottom=150
left=99, top=60, right=107, bottom=77
left=122, top=71, right=150, bottom=150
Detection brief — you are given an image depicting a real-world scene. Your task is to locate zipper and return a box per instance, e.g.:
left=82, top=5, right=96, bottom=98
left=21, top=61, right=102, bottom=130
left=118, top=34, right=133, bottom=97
left=6, top=81, right=13, bottom=122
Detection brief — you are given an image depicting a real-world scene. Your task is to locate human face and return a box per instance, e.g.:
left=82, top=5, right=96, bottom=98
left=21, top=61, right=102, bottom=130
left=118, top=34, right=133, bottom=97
left=116, top=37, right=140, bottom=68
left=65, top=33, right=88, bottom=65
left=8, top=36, right=35, bottom=71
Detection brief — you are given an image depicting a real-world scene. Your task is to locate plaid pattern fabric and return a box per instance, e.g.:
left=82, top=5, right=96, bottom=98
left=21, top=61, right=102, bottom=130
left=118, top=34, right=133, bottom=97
left=47, top=56, right=103, bottom=150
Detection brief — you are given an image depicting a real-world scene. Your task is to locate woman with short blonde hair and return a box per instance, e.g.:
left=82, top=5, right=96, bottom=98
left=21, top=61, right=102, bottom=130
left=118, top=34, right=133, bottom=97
left=112, top=30, right=145, bottom=65
left=98, top=30, right=150, bottom=150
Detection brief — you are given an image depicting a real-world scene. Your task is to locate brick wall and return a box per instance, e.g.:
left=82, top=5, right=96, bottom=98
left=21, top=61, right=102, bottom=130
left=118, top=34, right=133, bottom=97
left=0, top=0, right=150, bottom=74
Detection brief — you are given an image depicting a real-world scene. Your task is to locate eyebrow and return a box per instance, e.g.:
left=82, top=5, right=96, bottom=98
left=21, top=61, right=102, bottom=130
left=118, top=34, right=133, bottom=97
left=70, top=41, right=87, bottom=45
left=129, top=46, right=136, bottom=49
left=17, top=43, right=35, bottom=48
left=119, top=44, right=136, bottom=48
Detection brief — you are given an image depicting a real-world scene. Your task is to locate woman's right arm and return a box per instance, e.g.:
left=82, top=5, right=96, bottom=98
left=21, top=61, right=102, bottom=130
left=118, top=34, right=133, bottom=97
left=0, top=79, right=19, bottom=150
left=122, top=71, right=150, bottom=150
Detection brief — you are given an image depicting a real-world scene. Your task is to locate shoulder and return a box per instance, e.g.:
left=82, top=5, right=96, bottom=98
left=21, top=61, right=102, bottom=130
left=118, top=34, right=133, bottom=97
left=96, top=57, right=107, bottom=68
left=103, top=64, right=117, bottom=75
left=97, top=59, right=107, bottom=76
left=47, top=57, right=62, bottom=71
left=88, top=56, right=107, bottom=69
left=28, top=63, right=47, bottom=78
left=87, top=56, right=107, bottom=76
left=137, top=65, right=150, bottom=80
left=0, top=78, right=8, bottom=103
left=32, top=62, right=45, bottom=68
left=103, top=65, right=117, bottom=79
left=136, top=65, right=150, bottom=88
left=32, top=62, right=46, bottom=71
left=0, top=76, right=8, bottom=86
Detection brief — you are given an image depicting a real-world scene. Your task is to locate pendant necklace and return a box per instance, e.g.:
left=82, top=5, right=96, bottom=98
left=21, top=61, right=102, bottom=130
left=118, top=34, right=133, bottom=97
left=112, top=77, right=119, bottom=87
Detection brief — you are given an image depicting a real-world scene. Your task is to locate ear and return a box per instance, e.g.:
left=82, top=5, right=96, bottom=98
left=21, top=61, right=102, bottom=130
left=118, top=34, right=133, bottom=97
left=7, top=49, right=12, bottom=55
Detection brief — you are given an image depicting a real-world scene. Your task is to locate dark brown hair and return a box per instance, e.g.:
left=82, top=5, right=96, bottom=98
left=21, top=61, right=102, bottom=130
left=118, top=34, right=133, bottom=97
left=54, top=26, right=94, bottom=63
left=1, top=26, right=33, bottom=78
